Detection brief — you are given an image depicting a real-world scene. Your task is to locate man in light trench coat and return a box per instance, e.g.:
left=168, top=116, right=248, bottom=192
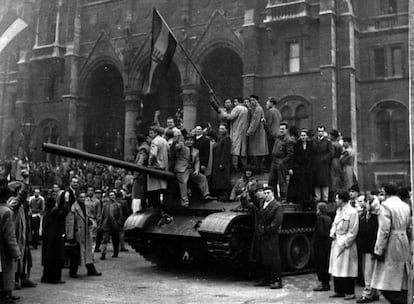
left=370, top=183, right=411, bottom=304
left=329, top=190, right=359, bottom=300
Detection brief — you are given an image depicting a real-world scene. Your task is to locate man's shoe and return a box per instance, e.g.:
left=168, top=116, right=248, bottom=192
left=94, top=248, right=101, bottom=253
left=21, top=278, right=37, bottom=288
left=14, top=282, right=21, bottom=290
left=372, top=295, right=380, bottom=301
left=100, top=253, right=106, bottom=260
left=344, top=294, right=356, bottom=300
left=5, top=292, right=20, bottom=301
left=86, top=264, right=102, bottom=276
left=356, top=297, right=373, bottom=303
left=313, top=283, right=330, bottom=291
left=329, top=293, right=345, bottom=298
left=269, top=281, right=283, bottom=289
left=69, top=273, right=78, bottom=278
left=112, top=254, right=118, bottom=258
left=253, top=280, right=269, bottom=287
left=204, top=195, right=217, bottom=201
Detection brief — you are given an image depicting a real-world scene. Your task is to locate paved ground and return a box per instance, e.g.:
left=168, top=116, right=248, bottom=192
left=15, top=246, right=388, bottom=304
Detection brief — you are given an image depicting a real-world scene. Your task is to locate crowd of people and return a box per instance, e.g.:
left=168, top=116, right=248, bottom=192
left=0, top=94, right=412, bottom=304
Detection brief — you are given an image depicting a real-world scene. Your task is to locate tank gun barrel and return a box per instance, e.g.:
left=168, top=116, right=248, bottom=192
left=42, top=143, right=175, bottom=180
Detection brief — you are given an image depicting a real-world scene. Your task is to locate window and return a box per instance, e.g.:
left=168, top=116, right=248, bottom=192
left=374, top=48, right=385, bottom=78
left=286, top=41, right=300, bottom=73
left=281, top=106, right=293, bottom=127
left=372, top=101, right=408, bottom=160
left=391, top=46, right=402, bottom=77
left=379, top=0, right=397, bottom=14
left=279, top=100, right=310, bottom=129
left=371, top=44, right=405, bottom=79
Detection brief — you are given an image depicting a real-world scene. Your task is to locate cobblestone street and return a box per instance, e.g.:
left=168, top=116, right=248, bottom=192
left=15, top=245, right=389, bottom=304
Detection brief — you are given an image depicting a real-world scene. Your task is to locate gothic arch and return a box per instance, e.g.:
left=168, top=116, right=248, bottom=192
left=79, top=56, right=125, bottom=96
left=278, top=95, right=311, bottom=129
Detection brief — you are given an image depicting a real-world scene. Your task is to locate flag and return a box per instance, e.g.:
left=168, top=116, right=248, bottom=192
left=143, top=9, right=177, bottom=95
left=0, top=11, right=28, bottom=56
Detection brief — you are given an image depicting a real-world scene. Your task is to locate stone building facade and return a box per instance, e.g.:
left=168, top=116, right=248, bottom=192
left=0, top=0, right=409, bottom=190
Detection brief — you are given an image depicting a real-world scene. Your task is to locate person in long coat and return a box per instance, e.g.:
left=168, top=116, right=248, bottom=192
left=313, top=202, right=332, bottom=292
left=287, top=129, right=313, bottom=206
left=371, top=183, right=411, bottom=304
left=147, top=126, right=169, bottom=207
left=219, top=97, right=249, bottom=171
left=311, top=126, right=333, bottom=202
left=0, top=176, right=21, bottom=303
left=329, top=130, right=342, bottom=198
left=250, top=186, right=284, bottom=289
left=246, top=95, right=268, bottom=173
left=264, top=97, right=282, bottom=169
left=65, top=192, right=101, bottom=278
left=41, top=191, right=68, bottom=284
left=340, top=137, right=357, bottom=191
left=329, top=190, right=359, bottom=300
left=210, top=124, right=232, bottom=199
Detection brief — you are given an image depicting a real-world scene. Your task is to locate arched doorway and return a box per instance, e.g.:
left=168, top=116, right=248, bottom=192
left=142, top=62, right=182, bottom=128
left=199, top=47, right=243, bottom=126
left=84, top=64, right=124, bottom=158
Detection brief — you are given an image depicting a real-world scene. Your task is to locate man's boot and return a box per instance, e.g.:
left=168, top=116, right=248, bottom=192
left=21, top=273, right=37, bottom=288
left=100, top=253, right=106, bottom=260
left=269, top=277, right=283, bottom=289
left=86, top=264, right=102, bottom=276
left=69, top=266, right=78, bottom=278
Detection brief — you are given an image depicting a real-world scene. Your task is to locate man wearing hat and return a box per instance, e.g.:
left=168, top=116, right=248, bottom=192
left=250, top=185, right=284, bottom=289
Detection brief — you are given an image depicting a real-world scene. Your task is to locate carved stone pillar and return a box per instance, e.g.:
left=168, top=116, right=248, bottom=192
left=124, top=91, right=141, bottom=161
left=181, top=84, right=200, bottom=131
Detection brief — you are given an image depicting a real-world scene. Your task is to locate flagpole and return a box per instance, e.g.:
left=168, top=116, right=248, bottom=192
left=155, top=9, right=221, bottom=112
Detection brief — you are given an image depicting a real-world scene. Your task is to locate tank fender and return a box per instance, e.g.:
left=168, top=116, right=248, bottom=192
left=124, top=209, right=162, bottom=231
left=198, top=212, right=248, bottom=234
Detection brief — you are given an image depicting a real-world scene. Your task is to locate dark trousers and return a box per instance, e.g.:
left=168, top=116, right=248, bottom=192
left=95, top=229, right=103, bottom=251
left=314, top=251, right=330, bottom=284
left=268, top=160, right=287, bottom=199
left=381, top=290, right=407, bottom=304
left=42, top=264, right=62, bottom=283
left=333, top=277, right=355, bottom=295
left=258, top=264, right=281, bottom=283
left=31, top=216, right=41, bottom=247
left=101, top=229, right=120, bottom=256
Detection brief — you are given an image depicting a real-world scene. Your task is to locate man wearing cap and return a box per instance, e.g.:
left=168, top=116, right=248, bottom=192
left=0, top=161, right=22, bottom=303
left=250, top=185, right=284, bottom=289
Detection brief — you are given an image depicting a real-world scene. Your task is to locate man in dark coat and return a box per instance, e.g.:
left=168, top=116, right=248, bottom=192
left=264, top=97, right=282, bottom=170
left=210, top=124, right=232, bottom=200
left=311, top=126, right=333, bottom=202
left=250, top=185, right=284, bottom=289
left=0, top=164, right=21, bottom=304
left=41, top=191, right=68, bottom=284
left=287, top=129, right=313, bottom=206
left=313, top=202, right=332, bottom=291
left=193, top=125, right=211, bottom=175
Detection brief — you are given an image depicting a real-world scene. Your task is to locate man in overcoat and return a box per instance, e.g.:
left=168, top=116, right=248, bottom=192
left=264, top=97, right=282, bottom=169
left=66, top=192, right=101, bottom=278
left=147, top=126, right=169, bottom=207
left=210, top=124, right=232, bottom=200
left=329, top=190, right=359, bottom=300
left=193, top=125, right=211, bottom=175
left=311, top=126, right=333, bottom=202
left=371, top=183, right=411, bottom=304
left=0, top=164, right=21, bottom=304
left=250, top=185, right=284, bottom=289
left=246, top=95, right=268, bottom=173
left=219, top=97, right=249, bottom=171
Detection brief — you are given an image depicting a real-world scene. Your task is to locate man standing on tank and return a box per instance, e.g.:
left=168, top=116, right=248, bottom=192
left=264, top=97, right=282, bottom=170
left=250, top=185, right=284, bottom=289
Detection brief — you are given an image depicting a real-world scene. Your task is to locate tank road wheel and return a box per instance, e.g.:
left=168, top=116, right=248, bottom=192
left=282, top=234, right=311, bottom=271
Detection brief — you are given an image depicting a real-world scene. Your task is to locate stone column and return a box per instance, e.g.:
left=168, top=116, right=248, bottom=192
left=181, top=84, right=200, bottom=131
left=124, top=91, right=141, bottom=161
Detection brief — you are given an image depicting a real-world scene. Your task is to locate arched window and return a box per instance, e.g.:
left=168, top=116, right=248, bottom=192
left=281, top=106, right=294, bottom=127
left=278, top=96, right=311, bottom=129
left=38, top=119, right=60, bottom=162
left=372, top=101, right=408, bottom=160
left=295, top=104, right=309, bottom=130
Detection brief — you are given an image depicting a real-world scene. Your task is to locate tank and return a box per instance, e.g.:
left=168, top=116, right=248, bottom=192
left=43, top=143, right=317, bottom=274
